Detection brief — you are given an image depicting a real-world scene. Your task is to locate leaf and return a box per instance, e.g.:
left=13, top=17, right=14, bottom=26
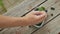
left=0, top=0, right=7, bottom=14
left=35, top=6, right=45, bottom=11
left=0, top=0, right=4, bottom=6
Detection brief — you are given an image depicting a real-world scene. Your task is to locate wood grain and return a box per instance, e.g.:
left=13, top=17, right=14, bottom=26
left=0, top=0, right=45, bottom=34
left=0, top=0, right=60, bottom=34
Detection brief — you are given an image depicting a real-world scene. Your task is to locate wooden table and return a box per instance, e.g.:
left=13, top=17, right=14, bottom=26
left=0, top=0, right=60, bottom=34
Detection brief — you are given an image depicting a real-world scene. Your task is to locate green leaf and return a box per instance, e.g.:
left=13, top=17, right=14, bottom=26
left=0, top=0, right=7, bottom=14
left=0, top=0, right=4, bottom=6
left=35, top=6, right=45, bottom=11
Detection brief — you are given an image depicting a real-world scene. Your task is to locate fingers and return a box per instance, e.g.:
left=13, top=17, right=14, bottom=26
left=23, top=10, right=47, bottom=25
left=34, top=11, right=47, bottom=18
left=29, top=10, right=47, bottom=20
left=34, top=11, right=47, bottom=23
left=30, top=11, right=47, bottom=15
left=30, top=10, right=42, bottom=14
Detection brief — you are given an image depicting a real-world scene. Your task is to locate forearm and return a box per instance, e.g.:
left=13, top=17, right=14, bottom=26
left=0, top=11, right=47, bottom=28
left=0, top=15, right=24, bottom=28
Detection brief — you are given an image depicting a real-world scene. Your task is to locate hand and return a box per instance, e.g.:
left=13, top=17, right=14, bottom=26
left=23, top=10, right=47, bottom=26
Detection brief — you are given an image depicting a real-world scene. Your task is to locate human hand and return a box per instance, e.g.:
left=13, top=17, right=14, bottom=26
left=23, top=11, right=47, bottom=26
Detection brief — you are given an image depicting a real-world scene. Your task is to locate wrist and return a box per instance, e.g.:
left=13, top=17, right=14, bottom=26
left=14, top=17, right=27, bottom=26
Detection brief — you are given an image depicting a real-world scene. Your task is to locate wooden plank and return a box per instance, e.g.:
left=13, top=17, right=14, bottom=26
left=33, top=0, right=60, bottom=28
left=3, top=0, right=24, bottom=9
left=1, top=0, right=60, bottom=34
left=38, top=0, right=60, bottom=22
left=0, top=0, right=45, bottom=34
left=0, top=0, right=24, bottom=14
left=32, top=0, right=60, bottom=34
left=33, top=15, right=60, bottom=34
left=0, top=0, right=60, bottom=34
left=3, top=0, right=45, bottom=17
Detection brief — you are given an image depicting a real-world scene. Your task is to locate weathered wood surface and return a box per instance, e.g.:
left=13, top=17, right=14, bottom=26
left=33, top=0, right=60, bottom=34
left=0, top=0, right=45, bottom=34
left=3, top=0, right=24, bottom=9
left=3, top=0, right=45, bottom=16
left=0, top=0, right=24, bottom=14
left=0, top=0, right=60, bottom=34
left=33, top=15, right=60, bottom=34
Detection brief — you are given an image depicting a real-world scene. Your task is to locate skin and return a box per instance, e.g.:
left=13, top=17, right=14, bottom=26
left=0, top=11, right=47, bottom=28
